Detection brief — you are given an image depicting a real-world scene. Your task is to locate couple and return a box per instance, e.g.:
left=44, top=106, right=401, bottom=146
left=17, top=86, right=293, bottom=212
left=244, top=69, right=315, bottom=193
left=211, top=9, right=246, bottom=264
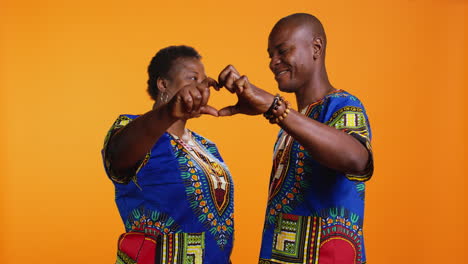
left=102, top=13, right=373, bottom=264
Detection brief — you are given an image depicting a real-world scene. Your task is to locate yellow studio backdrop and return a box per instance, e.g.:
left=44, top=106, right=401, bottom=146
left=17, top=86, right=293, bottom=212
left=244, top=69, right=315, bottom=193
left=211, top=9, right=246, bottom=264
left=1, top=0, right=467, bottom=263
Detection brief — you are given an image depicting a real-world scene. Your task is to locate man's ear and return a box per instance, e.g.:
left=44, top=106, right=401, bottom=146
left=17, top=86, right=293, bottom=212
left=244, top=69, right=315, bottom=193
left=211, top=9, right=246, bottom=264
left=312, top=37, right=324, bottom=60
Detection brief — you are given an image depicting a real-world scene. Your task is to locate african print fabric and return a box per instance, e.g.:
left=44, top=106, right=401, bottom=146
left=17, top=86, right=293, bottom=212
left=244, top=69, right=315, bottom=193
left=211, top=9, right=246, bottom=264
left=102, top=115, right=234, bottom=264
left=116, top=231, right=205, bottom=264
left=259, top=90, right=373, bottom=264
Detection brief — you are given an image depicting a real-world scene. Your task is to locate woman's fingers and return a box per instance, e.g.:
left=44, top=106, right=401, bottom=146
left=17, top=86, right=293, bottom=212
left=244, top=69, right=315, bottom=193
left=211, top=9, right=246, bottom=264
left=178, top=88, right=193, bottom=113
left=171, top=76, right=223, bottom=119
left=204, top=77, right=219, bottom=91
left=189, top=88, right=203, bottom=112
left=200, top=105, right=219, bottom=117
left=198, top=77, right=217, bottom=106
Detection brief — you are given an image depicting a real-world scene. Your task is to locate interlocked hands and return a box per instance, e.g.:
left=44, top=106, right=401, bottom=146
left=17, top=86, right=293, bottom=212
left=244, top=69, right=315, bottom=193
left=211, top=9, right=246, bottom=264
left=166, top=65, right=274, bottom=120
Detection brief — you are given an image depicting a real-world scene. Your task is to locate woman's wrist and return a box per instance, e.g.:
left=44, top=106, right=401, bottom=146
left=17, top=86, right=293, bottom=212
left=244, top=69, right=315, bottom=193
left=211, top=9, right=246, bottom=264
left=144, top=106, right=178, bottom=133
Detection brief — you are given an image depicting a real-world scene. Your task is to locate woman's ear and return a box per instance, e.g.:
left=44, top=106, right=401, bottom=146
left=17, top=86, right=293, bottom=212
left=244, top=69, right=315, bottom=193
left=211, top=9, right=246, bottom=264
left=156, top=77, right=168, bottom=93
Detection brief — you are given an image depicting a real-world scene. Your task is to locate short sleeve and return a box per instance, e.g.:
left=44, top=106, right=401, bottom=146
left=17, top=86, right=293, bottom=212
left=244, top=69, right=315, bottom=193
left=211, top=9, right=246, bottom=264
left=324, top=94, right=374, bottom=181
left=102, top=114, right=150, bottom=185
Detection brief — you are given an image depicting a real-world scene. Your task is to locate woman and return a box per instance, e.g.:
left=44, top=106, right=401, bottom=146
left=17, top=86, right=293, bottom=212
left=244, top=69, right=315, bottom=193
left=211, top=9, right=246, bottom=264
left=102, top=45, right=234, bottom=264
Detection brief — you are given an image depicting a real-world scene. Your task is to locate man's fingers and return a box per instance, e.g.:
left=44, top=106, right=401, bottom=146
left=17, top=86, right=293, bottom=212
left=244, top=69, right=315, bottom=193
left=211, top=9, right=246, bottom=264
left=234, top=75, right=249, bottom=94
left=218, top=105, right=240, bottom=117
left=218, top=65, right=232, bottom=87
left=200, top=105, right=219, bottom=117
left=224, top=71, right=238, bottom=93
left=218, top=65, right=239, bottom=88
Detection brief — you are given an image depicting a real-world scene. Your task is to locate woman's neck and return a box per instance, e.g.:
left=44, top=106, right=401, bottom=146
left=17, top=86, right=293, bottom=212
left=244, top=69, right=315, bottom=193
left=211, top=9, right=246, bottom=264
left=167, top=119, right=190, bottom=140
left=153, top=102, right=190, bottom=141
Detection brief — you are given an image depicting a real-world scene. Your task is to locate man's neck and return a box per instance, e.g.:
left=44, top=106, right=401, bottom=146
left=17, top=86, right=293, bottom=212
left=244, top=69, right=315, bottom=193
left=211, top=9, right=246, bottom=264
left=295, top=71, right=335, bottom=111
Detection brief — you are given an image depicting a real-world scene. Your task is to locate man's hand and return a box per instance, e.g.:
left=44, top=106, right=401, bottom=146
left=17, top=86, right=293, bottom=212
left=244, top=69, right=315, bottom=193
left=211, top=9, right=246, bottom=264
left=217, top=65, right=275, bottom=116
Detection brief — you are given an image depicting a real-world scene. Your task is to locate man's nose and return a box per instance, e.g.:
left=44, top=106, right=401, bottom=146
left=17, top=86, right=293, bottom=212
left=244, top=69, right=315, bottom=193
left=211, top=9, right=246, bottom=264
left=270, top=56, right=281, bottom=70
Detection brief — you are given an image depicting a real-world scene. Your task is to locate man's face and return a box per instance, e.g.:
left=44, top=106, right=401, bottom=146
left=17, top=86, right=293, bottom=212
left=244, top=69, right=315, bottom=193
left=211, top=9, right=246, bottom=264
left=268, top=24, right=315, bottom=93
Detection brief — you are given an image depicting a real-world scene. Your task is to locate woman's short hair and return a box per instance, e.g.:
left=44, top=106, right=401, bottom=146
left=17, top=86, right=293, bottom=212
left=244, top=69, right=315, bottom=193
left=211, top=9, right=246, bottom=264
left=147, top=45, right=201, bottom=101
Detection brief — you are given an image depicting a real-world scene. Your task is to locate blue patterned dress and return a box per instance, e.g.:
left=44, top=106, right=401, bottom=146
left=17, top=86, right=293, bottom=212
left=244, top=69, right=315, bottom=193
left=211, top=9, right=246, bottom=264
left=258, top=90, right=373, bottom=264
left=102, top=115, right=234, bottom=264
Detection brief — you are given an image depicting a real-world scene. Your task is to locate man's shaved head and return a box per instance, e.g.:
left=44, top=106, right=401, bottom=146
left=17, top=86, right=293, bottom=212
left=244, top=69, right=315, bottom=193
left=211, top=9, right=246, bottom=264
left=271, top=13, right=327, bottom=47
left=267, top=13, right=329, bottom=94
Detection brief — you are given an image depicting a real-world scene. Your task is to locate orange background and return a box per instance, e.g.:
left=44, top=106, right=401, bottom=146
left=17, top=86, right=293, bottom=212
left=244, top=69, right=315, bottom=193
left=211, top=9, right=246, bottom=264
left=1, top=0, right=467, bottom=263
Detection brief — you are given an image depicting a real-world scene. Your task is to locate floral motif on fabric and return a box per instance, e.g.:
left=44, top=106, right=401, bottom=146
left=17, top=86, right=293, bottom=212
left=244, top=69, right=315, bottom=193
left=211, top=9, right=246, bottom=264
left=266, top=134, right=311, bottom=225
left=125, top=207, right=181, bottom=237
left=265, top=103, right=320, bottom=225
left=320, top=208, right=364, bottom=263
left=170, top=136, right=234, bottom=249
left=355, top=182, right=366, bottom=200
left=260, top=208, right=364, bottom=264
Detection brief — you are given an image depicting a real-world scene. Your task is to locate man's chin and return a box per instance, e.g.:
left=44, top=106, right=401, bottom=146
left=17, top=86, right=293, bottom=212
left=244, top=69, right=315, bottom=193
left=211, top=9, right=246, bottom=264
left=277, top=82, right=296, bottom=93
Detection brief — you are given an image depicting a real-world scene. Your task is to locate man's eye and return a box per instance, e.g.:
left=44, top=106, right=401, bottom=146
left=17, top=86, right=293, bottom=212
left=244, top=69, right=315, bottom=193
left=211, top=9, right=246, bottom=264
left=279, top=49, right=287, bottom=55
left=190, top=76, right=198, bottom=81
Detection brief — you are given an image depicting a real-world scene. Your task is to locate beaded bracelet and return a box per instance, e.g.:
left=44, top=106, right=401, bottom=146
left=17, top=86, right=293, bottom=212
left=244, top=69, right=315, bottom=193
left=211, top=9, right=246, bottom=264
left=263, top=94, right=281, bottom=120
left=270, top=100, right=291, bottom=124
left=263, top=94, right=291, bottom=124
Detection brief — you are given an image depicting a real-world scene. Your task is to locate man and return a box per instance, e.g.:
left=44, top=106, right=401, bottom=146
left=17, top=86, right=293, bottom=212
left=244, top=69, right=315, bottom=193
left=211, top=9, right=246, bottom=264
left=218, top=13, right=373, bottom=263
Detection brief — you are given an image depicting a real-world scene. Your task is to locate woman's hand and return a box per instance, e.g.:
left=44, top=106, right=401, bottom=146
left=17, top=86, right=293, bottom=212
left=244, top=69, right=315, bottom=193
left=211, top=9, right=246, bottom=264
left=217, top=65, right=275, bottom=116
left=167, top=77, right=219, bottom=119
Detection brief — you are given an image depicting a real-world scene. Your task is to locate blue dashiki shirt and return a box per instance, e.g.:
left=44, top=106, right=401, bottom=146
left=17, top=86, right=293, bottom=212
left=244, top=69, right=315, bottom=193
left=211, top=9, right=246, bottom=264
left=259, top=90, right=373, bottom=264
left=102, top=114, right=234, bottom=264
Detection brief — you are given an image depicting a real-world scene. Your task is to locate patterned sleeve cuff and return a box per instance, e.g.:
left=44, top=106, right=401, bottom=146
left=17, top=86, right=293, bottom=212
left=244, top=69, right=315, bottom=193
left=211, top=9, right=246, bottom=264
left=326, top=106, right=374, bottom=182
left=345, top=138, right=373, bottom=182
left=102, top=115, right=149, bottom=185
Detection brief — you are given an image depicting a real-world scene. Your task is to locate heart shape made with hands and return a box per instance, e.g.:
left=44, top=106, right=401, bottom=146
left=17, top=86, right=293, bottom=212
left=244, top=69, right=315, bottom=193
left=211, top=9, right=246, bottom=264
left=201, top=65, right=274, bottom=117
left=173, top=65, right=274, bottom=119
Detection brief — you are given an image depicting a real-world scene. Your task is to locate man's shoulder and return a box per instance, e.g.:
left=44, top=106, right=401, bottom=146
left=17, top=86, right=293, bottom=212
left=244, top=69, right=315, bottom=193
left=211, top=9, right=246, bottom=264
left=323, top=90, right=367, bottom=110
left=326, top=90, right=362, bottom=103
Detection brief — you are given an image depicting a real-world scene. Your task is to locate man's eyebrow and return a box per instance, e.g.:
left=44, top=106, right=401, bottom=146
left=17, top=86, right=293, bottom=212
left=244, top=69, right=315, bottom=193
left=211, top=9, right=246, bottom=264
left=267, top=42, right=286, bottom=54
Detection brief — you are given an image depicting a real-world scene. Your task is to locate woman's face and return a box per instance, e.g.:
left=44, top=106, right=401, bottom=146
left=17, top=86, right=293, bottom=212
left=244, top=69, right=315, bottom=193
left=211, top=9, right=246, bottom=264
left=162, top=57, right=206, bottom=101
